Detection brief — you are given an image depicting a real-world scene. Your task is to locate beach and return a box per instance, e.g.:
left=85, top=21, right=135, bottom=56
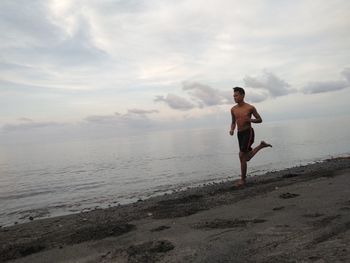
left=1, top=157, right=350, bottom=262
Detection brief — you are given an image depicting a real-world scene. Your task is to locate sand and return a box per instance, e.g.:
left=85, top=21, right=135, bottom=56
left=1, top=157, right=350, bottom=262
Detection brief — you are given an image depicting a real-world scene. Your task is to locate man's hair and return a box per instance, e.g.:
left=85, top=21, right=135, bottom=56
left=233, top=87, right=245, bottom=95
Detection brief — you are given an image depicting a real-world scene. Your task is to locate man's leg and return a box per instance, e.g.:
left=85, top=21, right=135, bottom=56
left=237, top=151, right=249, bottom=186
left=236, top=141, right=272, bottom=187
left=246, top=141, right=272, bottom=162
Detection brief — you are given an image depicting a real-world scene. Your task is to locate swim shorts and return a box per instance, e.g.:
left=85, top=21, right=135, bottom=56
left=237, top=128, right=254, bottom=152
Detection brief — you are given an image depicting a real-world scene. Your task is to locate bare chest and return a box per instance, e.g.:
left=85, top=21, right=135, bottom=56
left=233, top=107, right=252, bottom=119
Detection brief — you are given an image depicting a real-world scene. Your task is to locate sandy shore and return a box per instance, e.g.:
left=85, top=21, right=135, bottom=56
left=1, top=157, right=350, bottom=262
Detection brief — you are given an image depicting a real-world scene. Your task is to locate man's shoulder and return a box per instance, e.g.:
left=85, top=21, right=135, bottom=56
left=245, top=103, right=256, bottom=110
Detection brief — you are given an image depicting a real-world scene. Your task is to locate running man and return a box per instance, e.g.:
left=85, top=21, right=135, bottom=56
left=229, top=87, right=272, bottom=186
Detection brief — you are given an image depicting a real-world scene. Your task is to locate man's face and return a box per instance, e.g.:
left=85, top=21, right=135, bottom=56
left=233, top=91, right=244, bottom=103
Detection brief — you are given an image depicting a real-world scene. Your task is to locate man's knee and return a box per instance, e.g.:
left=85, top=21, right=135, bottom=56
left=239, top=151, right=251, bottom=162
left=239, top=152, right=246, bottom=161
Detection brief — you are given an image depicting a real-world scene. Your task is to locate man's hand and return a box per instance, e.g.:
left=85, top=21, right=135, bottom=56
left=229, top=130, right=234, bottom=136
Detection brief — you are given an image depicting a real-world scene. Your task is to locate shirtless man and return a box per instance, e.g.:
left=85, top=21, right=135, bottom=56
left=229, top=87, right=272, bottom=186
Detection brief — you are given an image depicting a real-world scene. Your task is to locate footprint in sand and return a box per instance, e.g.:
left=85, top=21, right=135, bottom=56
left=282, top=173, right=299, bottom=178
left=302, top=213, right=324, bottom=218
left=193, top=218, right=267, bottom=229
left=279, top=192, right=299, bottom=199
left=272, top=206, right=285, bottom=211
left=127, top=240, right=174, bottom=262
left=150, top=225, right=171, bottom=232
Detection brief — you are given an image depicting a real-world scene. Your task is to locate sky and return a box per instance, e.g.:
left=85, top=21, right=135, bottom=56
left=1, top=0, right=350, bottom=141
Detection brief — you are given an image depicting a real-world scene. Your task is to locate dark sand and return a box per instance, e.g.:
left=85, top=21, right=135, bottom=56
left=1, top=157, right=350, bottom=262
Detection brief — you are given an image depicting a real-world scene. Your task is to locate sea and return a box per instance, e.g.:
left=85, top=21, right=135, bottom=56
left=1, top=116, right=349, bottom=226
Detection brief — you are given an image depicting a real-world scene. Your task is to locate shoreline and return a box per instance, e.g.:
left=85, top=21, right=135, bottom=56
left=1, top=156, right=350, bottom=262
left=3, top=154, right=348, bottom=228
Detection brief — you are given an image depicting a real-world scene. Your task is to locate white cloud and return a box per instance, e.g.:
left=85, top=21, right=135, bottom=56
left=154, top=94, right=195, bottom=110
left=154, top=66, right=350, bottom=112
left=18, top=117, right=33, bottom=122
left=303, top=81, right=349, bottom=94
left=127, top=109, right=159, bottom=115
left=84, top=113, right=121, bottom=125
left=83, top=108, right=159, bottom=130
left=243, top=72, right=296, bottom=98
left=2, top=121, right=62, bottom=132
left=182, top=82, right=231, bottom=107
left=302, top=68, right=350, bottom=94
left=342, top=68, right=350, bottom=83
left=1, top=0, right=350, bottom=130
left=245, top=91, right=269, bottom=103
left=0, top=1, right=61, bottom=48
left=155, top=82, right=232, bottom=111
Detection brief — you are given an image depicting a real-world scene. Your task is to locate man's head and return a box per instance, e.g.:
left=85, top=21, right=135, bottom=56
left=233, top=87, right=245, bottom=103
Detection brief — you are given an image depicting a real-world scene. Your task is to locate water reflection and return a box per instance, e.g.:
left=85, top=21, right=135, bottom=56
left=0, top=116, right=349, bottom=225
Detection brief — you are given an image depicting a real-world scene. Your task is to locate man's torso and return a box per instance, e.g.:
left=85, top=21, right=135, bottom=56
left=232, top=103, right=254, bottom=132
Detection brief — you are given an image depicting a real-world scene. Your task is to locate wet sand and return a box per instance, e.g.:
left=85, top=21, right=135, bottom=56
left=1, top=157, right=350, bottom=262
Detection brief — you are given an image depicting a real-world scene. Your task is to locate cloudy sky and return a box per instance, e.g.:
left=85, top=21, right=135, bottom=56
left=1, top=0, right=350, bottom=140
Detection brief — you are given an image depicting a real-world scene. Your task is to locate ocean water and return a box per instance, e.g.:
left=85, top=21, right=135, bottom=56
left=0, top=116, right=349, bottom=226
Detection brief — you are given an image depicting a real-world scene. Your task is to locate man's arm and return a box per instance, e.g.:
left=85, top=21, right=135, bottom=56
left=230, top=108, right=236, bottom=135
left=251, top=106, right=262, bottom=123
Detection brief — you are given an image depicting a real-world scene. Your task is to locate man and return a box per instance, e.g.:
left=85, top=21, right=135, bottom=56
left=230, top=87, right=272, bottom=186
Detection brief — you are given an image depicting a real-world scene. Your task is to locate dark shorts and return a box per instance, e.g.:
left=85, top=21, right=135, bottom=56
left=237, top=128, right=255, bottom=152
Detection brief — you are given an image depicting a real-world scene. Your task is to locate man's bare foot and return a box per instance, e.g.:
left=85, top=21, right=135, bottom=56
left=260, top=141, right=272, bottom=148
left=235, top=179, right=246, bottom=187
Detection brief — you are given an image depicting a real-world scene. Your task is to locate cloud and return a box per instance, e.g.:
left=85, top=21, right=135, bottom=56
left=245, top=91, right=269, bottom=103
left=0, top=79, right=75, bottom=94
left=1, top=1, right=350, bottom=126
left=243, top=72, right=296, bottom=98
left=2, top=121, right=62, bottom=132
left=84, top=113, right=121, bottom=124
left=0, top=1, right=61, bottom=48
left=127, top=109, right=159, bottom=115
left=3, top=107, right=158, bottom=133
left=18, top=117, right=33, bottom=122
left=301, top=68, right=350, bottom=94
left=83, top=109, right=157, bottom=129
left=155, top=82, right=232, bottom=111
left=0, top=0, right=108, bottom=73
left=182, top=82, right=231, bottom=107
left=83, top=109, right=158, bottom=126
left=342, top=68, right=350, bottom=83
left=156, top=74, right=293, bottom=112
left=149, top=65, right=350, bottom=114
left=302, top=80, right=349, bottom=94
left=154, top=94, right=195, bottom=110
